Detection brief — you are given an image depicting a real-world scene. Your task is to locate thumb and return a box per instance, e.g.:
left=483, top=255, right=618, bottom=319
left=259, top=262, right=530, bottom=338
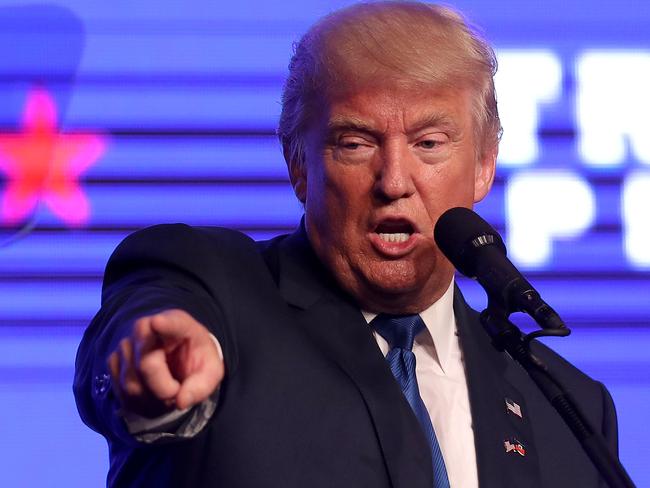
left=175, top=361, right=224, bottom=410
left=175, top=340, right=224, bottom=409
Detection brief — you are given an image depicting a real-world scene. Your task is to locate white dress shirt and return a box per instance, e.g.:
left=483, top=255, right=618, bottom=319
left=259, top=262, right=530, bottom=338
left=363, top=279, right=479, bottom=488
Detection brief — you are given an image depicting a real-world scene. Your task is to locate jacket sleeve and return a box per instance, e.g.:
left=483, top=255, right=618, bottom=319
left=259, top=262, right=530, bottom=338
left=73, top=224, right=245, bottom=447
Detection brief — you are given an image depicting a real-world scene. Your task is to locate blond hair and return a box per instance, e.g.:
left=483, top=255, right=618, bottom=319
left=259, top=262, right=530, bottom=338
left=278, top=1, right=502, bottom=168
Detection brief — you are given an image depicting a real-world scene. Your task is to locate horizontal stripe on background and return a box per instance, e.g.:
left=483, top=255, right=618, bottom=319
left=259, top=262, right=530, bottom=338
left=0, top=184, right=305, bottom=228
left=0, top=176, right=633, bottom=229
left=0, top=133, right=632, bottom=181
left=0, top=229, right=288, bottom=276
left=0, top=229, right=645, bottom=276
left=0, top=77, right=646, bottom=141
left=456, top=277, right=650, bottom=326
left=1, top=18, right=649, bottom=78
left=1, top=277, right=649, bottom=323
left=86, top=136, right=288, bottom=180
left=0, top=82, right=283, bottom=128
left=0, top=326, right=82, bottom=369
left=3, top=0, right=650, bottom=28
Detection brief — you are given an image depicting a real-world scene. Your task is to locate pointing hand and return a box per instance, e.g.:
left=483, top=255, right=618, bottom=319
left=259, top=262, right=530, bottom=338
left=108, top=309, right=224, bottom=418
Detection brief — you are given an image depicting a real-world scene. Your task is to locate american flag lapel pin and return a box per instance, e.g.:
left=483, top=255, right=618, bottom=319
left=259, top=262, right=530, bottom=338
left=504, top=438, right=526, bottom=457
left=505, top=397, right=522, bottom=418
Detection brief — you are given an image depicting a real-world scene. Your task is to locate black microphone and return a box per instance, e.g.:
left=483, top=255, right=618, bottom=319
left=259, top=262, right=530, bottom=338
left=434, top=207, right=565, bottom=330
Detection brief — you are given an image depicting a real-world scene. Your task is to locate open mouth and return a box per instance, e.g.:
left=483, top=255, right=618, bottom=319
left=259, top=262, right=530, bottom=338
left=374, top=219, right=416, bottom=243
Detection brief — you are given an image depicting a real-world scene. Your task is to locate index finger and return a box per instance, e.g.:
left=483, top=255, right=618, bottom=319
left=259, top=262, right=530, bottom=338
left=148, top=309, right=203, bottom=341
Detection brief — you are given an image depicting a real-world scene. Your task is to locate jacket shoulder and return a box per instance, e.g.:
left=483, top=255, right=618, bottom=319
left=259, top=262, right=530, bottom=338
left=103, top=224, right=259, bottom=290
left=530, top=338, right=603, bottom=391
left=529, top=336, right=619, bottom=453
left=108, top=223, right=255, bottom=264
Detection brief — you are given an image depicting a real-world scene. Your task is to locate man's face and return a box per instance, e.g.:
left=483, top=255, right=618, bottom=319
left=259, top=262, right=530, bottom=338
left=292, top=85, right=496, bottom=313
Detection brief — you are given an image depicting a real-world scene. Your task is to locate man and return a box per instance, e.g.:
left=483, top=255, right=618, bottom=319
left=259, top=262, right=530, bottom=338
left=74, top=2, right=619, bottom=487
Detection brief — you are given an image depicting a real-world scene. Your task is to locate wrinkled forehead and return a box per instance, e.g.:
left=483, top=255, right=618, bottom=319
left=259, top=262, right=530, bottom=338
left=304, top=44, right=482, bottom=138
left=309, top=82, right=474, bottom=139
left=320, top=76, right=471, bottom=119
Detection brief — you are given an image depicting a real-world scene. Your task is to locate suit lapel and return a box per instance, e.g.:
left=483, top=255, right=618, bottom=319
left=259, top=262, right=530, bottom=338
left=264, top=226, right=544, bottom=487
left=268, top=226, right=434, bottom=488
left=454, top=289, right=542, bottom=488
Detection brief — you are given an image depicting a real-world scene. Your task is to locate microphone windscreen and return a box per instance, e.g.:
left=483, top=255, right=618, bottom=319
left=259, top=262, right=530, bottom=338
left=434, top=207, right=506, bottom=277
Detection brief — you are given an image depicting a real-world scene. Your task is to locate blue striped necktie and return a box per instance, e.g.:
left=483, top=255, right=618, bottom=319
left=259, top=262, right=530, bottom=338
left=372, top=314, right=450, bottom=488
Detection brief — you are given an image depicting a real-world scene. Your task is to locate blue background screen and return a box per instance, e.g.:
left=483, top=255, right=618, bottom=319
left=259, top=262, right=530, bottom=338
left=0, top=1, right=648, bottom=486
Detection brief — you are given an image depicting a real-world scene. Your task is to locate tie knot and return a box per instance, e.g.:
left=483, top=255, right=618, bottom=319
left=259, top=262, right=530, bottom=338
left=371, top=314, right=425, bottom=351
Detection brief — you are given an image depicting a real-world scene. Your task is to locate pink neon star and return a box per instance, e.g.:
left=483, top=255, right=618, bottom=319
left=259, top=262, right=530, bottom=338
left=0, top=88, right=106, bottom=226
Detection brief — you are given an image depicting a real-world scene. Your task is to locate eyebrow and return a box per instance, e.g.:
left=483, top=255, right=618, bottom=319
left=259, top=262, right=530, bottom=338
left=326, top=113, right=461, bottom=138
left=409, top=113, right=460, bottom=135
left=326, top=116, right=380, bottom=137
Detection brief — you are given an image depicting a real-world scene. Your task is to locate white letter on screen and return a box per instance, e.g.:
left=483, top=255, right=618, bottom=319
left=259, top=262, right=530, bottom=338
left=623, top=172, right=650, bottom=267
left=494, top=50, right=562, bottom=166
left=506, top=172, right=595, bottom=267
left=576, top=51, right=650, bottom=166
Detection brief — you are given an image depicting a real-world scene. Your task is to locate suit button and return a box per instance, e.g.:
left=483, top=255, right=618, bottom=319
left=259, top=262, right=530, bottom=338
left=93, top=373, right=111, bottom=396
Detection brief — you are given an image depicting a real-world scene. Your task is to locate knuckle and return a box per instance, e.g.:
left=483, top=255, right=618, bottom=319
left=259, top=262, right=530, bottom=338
left=119, top=338, right=132, bottom=355
left=133, top=317, right=150, bottom=339
left=107, top=353, right=119, bottom=375
left=137, top=353, right=160, bottom=375
left=148, top=313, right=169, bottom=332
left=172, top=309, right=197, bottom=328
left=122, top=379, right=143, bottom=398
left=167, top=308, right=188, bottom=319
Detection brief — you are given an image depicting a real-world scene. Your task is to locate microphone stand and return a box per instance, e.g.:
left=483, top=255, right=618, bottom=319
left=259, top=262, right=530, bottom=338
left=480, top=304, right=635, bottom=488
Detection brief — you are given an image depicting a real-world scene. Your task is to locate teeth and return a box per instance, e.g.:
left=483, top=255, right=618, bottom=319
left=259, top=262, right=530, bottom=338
left=378, top=232, right=410, bottom=243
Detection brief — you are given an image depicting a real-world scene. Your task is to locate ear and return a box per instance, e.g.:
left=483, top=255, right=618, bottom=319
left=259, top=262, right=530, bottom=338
left=473, top=144, right=497, bottom=203
left=284, top=143, right=307, bottom=204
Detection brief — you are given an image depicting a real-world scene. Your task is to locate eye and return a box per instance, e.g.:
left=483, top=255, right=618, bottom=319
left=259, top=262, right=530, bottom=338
left=417, top=140, right=440, bottom=149
left=330, top=135, right=375, bottom=163
left=416, top=135, right=449, bottom=148
left=337, top=136, right=371, bottom=151
left=342, top=142, right=362, bottom=150
left=414, top=131, right=450, bottom=152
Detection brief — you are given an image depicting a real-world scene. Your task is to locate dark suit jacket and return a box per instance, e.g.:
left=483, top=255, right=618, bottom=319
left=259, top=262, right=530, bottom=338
left=74, top=223, right=619, bottom=487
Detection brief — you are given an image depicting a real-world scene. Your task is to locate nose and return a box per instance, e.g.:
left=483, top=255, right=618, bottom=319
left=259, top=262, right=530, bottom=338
left=373, top=141, right=416, bottom=201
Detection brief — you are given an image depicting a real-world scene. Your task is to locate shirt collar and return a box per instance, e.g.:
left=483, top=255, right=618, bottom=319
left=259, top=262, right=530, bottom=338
left=362, top=278, right=457, bottom=374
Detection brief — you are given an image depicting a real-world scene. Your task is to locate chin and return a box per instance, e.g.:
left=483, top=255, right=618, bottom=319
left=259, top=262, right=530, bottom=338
left=361, top=260, right=423, bottom=296
left=347, top=254, right=451, bottom=313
